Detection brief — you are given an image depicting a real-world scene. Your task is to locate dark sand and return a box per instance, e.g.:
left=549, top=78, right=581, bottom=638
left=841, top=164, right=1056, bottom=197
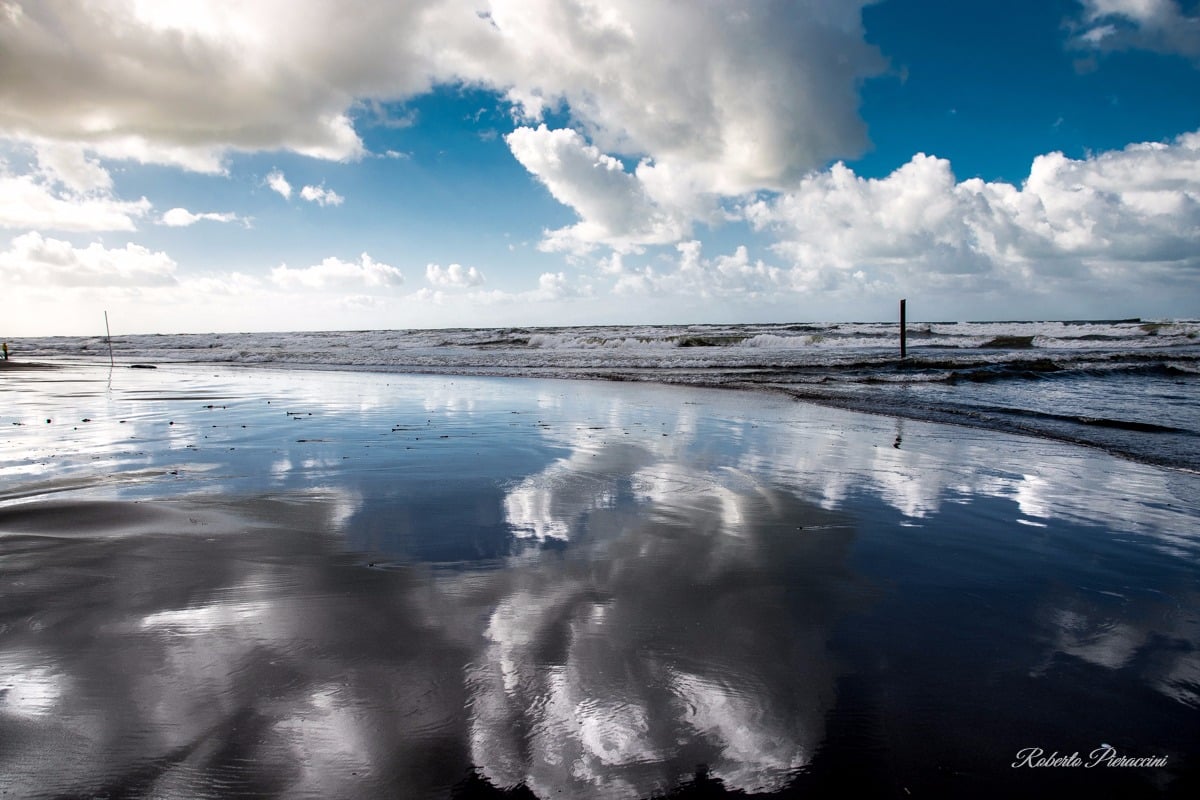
left=0, top=360, right=59, bottom=371
left=1, top=365, right=1198, bottom=798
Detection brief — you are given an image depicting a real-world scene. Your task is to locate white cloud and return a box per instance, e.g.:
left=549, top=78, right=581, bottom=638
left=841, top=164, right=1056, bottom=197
left=408, top=275, right=584, bottom=311
left=339, top=294, right=384, bottom=310
left=0, top=230, right=177, bottom=286
left=537, top=271, right=569, bottom=297
left=506, top=125, right=691, bottom=253
left=1071, top=0, right=1200, bottom=59
left=0, top=0, right=381, bottom=167
left=34, top=141, right=112, bottom=192
left=466, top=0, right=884, bottom=194
left=535, top=270, right=592, bottom=299
left=0, top=1, right=882, bottom=193
left=425, top=262, right=484, bottom=288
left=266, top=170, right=292, bottom=200
left=413, top=287, right=445, bottom=304
left=89, top=137, right=228, bottom=174
left=159, top=207, right=242, bottom=227
left=740, top=131, right=1200, bottom=302
left=0, top=170, right=150, bottom=232
left=270, top=252, right=403, bottom=290
left=180, top=271, right=262, bottom=296
left=299, top=184, right=344, bottom=206
left=608, top=241, right=792, bottom=300
left=1082, top=0, right=1173, bottom=25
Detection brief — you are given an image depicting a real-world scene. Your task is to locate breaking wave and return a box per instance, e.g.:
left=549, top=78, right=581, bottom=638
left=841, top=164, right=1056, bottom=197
left=12, top=318, right=1200, bottom=471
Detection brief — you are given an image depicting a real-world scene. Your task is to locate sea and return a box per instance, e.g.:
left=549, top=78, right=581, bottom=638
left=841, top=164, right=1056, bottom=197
left=12, top=318, right=1200, bottom=472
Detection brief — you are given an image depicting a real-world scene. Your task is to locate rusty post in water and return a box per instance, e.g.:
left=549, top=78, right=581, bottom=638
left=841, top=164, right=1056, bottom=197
left=900, top=299, right=907, bottom=359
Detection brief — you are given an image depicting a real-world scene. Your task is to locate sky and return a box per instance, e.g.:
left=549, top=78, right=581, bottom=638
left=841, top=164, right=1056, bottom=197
left=1, top=0, right=1199, bottom=336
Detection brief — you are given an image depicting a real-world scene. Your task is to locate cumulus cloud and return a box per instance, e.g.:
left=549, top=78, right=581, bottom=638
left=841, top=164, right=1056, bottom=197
left=270, top=252, right=403, bottom=290
left=412, top=287, right=445, bottom=304
left=0, top=0, right=384, bottom=168
left=742, top=130, right=1200, bottom=300
left=0, top=169, right=150, bottom=232
left=506, top=125, right=692, bottom=253
left=0, top=1, right=882, bottom=192
left=0, top=231, right=177, bottom=286
left=537, top=271, right=570, bottom=298
left=159, top=207, right=242, bottom=227
left=34, top=141, right=113, bottom=192
left=300, top=184, right=344, bottom=206
left=1070, top=0, right=1200, bottom=59
left=266, top=170, right=292, bottom=200
left=425, top=262, right=484, bottom=287
left=409, top=276, right=581, bottom=311
left=609, top=241, right=793, bottom=299
left=527, top=270, right=593, bottom=300
left=472, top=0, right=884, bottom=193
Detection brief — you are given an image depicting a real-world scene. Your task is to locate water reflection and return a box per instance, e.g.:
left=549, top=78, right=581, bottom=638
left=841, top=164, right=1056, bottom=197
left=0, top=474, right=860, bottom=798
left=4, top=367, right=1195, bottom=547
left=503, top=439, right=649, bottom=543
left=2, top=366, right=1199, bottom=797
left=0, top=496, right=473, bottom=798
left=478, top=473, right=858, bottom=796
left=1035, top=573, right=1200, bottom=708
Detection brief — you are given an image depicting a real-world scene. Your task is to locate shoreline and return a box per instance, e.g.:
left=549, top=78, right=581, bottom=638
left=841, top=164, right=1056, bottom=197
left=9, top=356, right=1196, bottom=474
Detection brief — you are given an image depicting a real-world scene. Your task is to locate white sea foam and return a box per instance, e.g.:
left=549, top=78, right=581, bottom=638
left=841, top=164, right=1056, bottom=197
left=8, top=320, right=1194, bottom=385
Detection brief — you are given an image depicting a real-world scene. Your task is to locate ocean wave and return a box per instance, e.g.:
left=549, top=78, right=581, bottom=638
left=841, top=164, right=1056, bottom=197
left=11, top=320, right=1198, bottom=472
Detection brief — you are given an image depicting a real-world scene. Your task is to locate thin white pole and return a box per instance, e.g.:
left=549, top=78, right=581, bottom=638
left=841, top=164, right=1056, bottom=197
left=104, top=311, right=114, bottom=367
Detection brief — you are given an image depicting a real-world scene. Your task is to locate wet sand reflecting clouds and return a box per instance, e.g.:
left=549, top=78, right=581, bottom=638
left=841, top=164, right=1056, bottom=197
left=1, top=366, right=1197, bottom=797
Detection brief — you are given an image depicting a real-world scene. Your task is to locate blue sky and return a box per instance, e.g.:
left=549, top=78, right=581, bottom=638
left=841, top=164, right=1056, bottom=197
left=1, top=0, right=1198, bottom=335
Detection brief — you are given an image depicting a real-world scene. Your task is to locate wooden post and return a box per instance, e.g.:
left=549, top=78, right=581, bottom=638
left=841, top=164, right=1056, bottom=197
left=899, top=299, right=907, bottom=359
left=104, top=311, right=114, bottom=368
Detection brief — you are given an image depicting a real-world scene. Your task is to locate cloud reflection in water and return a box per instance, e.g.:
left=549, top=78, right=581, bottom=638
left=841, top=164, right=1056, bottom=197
left=2, top=368, right=1198, bottom=797
left=479, top=443, right=859, bottom=796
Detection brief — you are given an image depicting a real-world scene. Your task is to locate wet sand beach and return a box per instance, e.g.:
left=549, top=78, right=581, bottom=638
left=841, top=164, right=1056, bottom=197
left=1, top=365, right=1198, bottom=798
left=0, top=361, right=59, bottom=371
